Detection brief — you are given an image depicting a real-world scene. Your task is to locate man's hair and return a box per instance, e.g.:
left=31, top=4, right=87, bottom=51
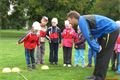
left=67, top=11, right=80, bottom=20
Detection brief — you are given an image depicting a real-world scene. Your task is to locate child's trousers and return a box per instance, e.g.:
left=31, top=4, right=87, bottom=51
left=49, top=43, right=59, bottom=63
left=74, top=49, right=85, bottom=66
left=63, top=46, right=72, bottom=64
left=36, top=42, right=45, bottom=64
left=25, top=48, right=35, bottom=66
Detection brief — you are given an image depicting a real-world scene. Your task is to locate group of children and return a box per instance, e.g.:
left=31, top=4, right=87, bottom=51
left=18, top=16, right=120, bottom=75
left=18, top=16, right=88, bottom=69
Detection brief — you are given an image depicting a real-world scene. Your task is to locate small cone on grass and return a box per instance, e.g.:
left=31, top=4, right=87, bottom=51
left=2, top=67, right=11, bottom=73
left=41, top=65, right=49, bottom=70
left=11, top=67, right=20, bottom=72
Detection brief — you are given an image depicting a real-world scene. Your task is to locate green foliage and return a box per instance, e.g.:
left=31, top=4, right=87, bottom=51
left=90, top=0, right=120, bottom=20
left=0, top=0, right=119, bottom=29
left=0, top=0, right=9, bottom=29
left=0, top=30, right=26, bottom=38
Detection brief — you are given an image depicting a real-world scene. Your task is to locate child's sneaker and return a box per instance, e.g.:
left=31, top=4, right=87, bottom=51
left=87, top=64, right=92, bottom=68
left=63, top=64, right=67, bottom=67
left=55, top=62, right=58, bottom=65
left=50, top=62, right=53, bottom=65
left=82, top=65, right=85, bottom=68
left=32, top=64, right=36, bottom=69
left=68, top=64, right=72, bottom=67
left=74, top=64, right=79, bottom=67
left=116, top=71, right=120, bottom=75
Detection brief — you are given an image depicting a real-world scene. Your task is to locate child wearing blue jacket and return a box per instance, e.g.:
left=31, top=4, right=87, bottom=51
left=67, top=11, right=119, bottom=80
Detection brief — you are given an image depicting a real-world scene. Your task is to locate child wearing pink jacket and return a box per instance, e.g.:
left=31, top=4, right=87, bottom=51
left=61, top=20, right=77, bottom=67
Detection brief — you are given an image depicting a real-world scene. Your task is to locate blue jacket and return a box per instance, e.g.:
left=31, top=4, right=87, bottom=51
left=78, top=15, right=119, bottom=53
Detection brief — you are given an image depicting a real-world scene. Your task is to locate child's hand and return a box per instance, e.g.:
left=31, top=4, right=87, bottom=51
left=75, top=45, right=78, bottom=48
left=114, top=50, right=117, bottom=53
left=16, top=42, right=19, bottom=45
left=48, top=39, right=51, bottom=43
left=38, top=45, right=40, bottom=48
left=59, top=43, right=62, bottom=48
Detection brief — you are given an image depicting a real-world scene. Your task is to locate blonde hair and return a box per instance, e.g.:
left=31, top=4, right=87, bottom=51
left=51, top=18, right=58, bottom=24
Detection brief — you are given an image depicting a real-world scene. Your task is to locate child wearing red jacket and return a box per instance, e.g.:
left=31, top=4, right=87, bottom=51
left=18, top=21, right=40, bottom=70
left=62, top=20, right=77, bottom=67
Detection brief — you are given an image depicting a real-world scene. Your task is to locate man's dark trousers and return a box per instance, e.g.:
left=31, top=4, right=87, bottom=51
left=93, top=29, right=119, bottom=80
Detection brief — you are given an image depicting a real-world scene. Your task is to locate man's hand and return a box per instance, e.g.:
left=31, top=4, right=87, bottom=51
left=75, top=45, right=78, bottom=48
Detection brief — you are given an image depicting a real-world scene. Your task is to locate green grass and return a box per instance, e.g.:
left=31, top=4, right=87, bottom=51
left=0, top=29, right=27, bottom=38
left=0, top=30, right=119, bottom=80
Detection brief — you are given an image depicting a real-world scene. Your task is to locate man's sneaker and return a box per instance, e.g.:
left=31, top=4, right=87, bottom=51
left=63, top=64, right=67, bottom=67
left=68, top=64, right=72, bottom=67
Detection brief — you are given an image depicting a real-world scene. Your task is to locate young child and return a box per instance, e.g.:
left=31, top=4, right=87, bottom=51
left=18, top=21, right=40, bottom=70
left=46, top=18, right=61, bottom=65
left=114, top=21, right=120, bottom=74
left=36, top=16, right=48, bottom=64
left=87, top=45, right=96, bottom=67
left=74, top=26, right=86, bottom=68
left=62, top=20, right=77, bottom=67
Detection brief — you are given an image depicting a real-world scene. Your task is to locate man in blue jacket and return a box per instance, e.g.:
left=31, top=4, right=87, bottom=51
left=67, top=11, right=119, bottom=80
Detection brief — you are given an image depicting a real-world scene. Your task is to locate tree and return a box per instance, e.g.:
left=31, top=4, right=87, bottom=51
left=0, top=0, right=119, bottom=29
left=90, top=0, right=120, bottom=20
left=0, top=0, right=9, bottom=29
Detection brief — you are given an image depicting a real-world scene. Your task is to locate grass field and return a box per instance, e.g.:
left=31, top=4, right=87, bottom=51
left=0, top=30, right=119, bottom=80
